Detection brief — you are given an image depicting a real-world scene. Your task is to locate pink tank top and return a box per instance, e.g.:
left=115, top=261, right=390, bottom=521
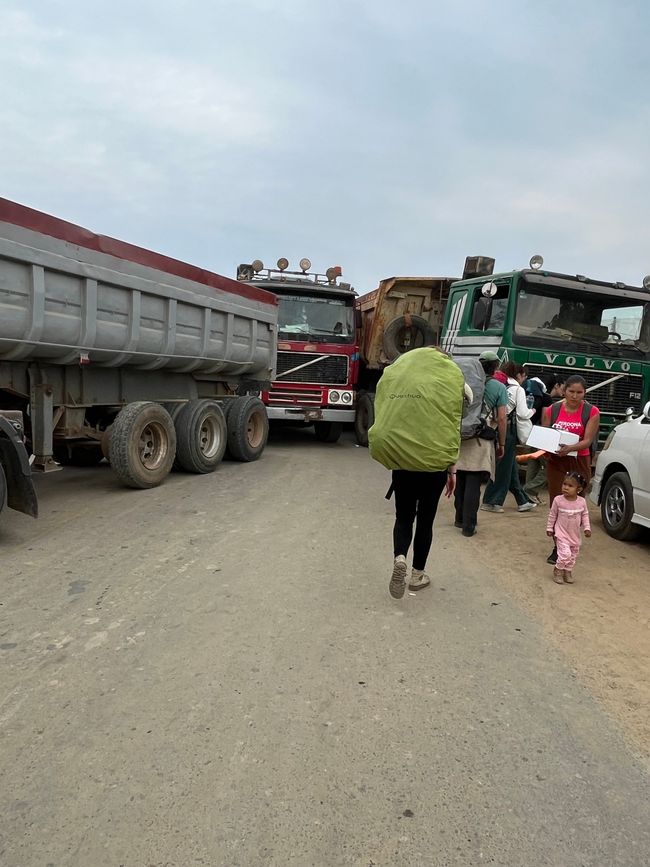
left=551, top=402, right=599, bottom=456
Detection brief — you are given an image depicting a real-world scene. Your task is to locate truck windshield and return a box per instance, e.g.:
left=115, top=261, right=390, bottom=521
left=514, top=282, right=650, bottom=359
left=277, top=294, right=355, bottom=343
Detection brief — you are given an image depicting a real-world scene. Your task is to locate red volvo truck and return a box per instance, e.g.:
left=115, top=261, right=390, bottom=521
left=236, top=258, right=359, bottom=443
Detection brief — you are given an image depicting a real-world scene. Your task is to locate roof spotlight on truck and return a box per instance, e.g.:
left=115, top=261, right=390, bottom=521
left=529, top=254, right=544, bottom=270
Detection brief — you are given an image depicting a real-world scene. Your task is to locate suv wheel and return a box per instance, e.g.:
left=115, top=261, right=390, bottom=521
left=601, top=471, right=640, bottom=541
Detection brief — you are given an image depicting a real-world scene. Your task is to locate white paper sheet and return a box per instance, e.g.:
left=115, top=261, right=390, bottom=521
left=526, top=425, right=580, bottom=456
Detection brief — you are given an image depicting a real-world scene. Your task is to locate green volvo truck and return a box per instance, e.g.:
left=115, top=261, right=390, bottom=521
left=440, top=258, right=650, bottom=440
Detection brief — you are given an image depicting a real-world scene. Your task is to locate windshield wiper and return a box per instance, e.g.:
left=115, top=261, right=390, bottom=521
left=612, top=343, right=646, bottom=356
left=570, top=336, right=616, bottom=354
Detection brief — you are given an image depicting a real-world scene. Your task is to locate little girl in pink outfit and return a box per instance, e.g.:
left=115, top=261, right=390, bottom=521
left=546, top=471, right=591, bottom=584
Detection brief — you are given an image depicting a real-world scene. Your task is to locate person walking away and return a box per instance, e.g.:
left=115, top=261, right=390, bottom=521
left=546, top=471, right=591, bottom=584
left=368, top=346, right=465, bottom=598
left=524, top=373, right=565, bottom=504
left=454, top=351, right=507, bottom=537
left=481, top=362, right=535, bottom=513
left=542, top=374, right=599, bottom=564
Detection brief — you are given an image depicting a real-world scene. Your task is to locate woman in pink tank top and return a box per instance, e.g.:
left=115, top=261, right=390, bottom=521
left=542, top=374, right=599, bottom=563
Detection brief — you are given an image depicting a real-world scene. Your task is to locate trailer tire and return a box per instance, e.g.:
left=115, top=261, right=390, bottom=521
left=354, top=392, right=375, bottom=446
left=226, top=396, right=268, bottom=462
left=174, top=399, right=227, bottom=473
left=0, top=463, right=7, bottom=515
left=314, top=421, right=343, bottom=443
left=53, top=444, right=104, bottom=466
left=382, top=314, right=436, bottom=361
left=219, top=399, right=236, bottom=425
left=109, top=402, right=176, bottom=489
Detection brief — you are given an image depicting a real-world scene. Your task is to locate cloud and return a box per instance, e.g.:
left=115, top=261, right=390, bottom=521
left=0, top=0, right=649, bottom=291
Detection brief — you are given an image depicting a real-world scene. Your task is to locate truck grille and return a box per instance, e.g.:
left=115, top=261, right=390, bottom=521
left=268, top=386, right=323, bottom=406
left=275, top=352, right=348, bottom=385
left=525, top=364, right=643, bottom=416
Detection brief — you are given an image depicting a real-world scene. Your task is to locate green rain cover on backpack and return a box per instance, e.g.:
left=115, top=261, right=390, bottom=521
left=368, top=347, right=465, bottom=471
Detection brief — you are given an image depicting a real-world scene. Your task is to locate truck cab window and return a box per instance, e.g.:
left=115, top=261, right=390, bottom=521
left=470, top=286, right=509, bottom=332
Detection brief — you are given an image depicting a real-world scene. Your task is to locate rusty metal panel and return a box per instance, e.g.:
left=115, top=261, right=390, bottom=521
left=356, top=276, right=457, bottom=369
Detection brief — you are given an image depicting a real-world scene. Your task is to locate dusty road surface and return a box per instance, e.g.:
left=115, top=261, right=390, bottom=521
left=1, top=429, right=649, bottom=867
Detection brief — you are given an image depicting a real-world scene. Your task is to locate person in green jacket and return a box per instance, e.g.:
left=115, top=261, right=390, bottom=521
left=368, top=347, right=465, bottom=599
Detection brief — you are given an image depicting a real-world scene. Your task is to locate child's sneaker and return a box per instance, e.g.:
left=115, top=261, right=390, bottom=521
left=408, top=569, right=431, bottom=591
left=389, top=555, right=407, bottom=599
left=552, top=567, right=564, bottom=585
left=563, top=571, right=574, bottom=584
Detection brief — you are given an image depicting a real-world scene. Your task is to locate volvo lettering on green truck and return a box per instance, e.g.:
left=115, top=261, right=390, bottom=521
left=440, top=261, right=650, bottom=439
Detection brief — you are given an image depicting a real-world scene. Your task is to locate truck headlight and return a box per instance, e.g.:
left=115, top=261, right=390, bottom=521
left=340, top=391, right=353, bottom=404
left=329, top=391, right=340, bottom=403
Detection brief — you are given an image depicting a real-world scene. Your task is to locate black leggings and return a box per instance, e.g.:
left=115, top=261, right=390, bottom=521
left=454, top=470, right=488, bottom=533
left=392, top=470, right=447, bottom=571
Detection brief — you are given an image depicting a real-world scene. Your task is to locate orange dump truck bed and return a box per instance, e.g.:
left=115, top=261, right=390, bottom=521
left=356, top=276, right=457, bottom=370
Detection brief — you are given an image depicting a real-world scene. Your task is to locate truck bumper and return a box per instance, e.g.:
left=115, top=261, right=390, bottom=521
left=266, top=407, right=356, bottom=423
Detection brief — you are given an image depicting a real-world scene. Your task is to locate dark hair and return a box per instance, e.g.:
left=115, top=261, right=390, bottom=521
left=499, top=361, right=526, bottom=379
left=480, top=358, right=499, bottom=376
left=565, top=471, right=587, bottom=491
left=542, top=371, right=565, bottom=390
left=564, top=374, right=587, bottom=390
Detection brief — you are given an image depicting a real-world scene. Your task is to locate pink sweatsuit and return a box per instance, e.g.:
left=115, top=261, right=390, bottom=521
left=547, top=495, right=591, bottom=570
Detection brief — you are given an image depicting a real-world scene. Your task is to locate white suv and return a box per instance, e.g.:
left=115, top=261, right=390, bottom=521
left=590, top=401, right=650, bottom=540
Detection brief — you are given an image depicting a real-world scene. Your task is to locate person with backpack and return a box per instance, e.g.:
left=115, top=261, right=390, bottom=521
left=368, top=346, right=465, bottom=599
left=542, top=373, right=600, bottom=564
left=480, top=362, right=536, bottom=514
left=453, top=351, right=508, bottom=537
left=523, top=372, right=565, bottom=504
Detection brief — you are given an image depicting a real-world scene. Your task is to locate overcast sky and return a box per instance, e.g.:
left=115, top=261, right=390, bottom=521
left=1, top=0, right=649, bottom=294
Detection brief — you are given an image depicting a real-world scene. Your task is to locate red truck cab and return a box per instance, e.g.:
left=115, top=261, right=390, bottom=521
left=237, top=259, right=358, bottom=443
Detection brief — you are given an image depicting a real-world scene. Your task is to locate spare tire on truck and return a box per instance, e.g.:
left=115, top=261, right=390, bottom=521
left=173, top=399, right=227, bottom=474
left=382, top=314, right=437, bottom=362
left=225, top=396, right=269, bottom=462
left=354, top=392, right=375, bottom=446
left=108, top=401, right=176, bottom=489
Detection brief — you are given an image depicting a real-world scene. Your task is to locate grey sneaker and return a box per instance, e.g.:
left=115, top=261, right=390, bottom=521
left=517, top=501, right=537, bottom=512
left=408, top=569, right=431, bottom=591
left=480, top=504, right=504, bottom=513
left=389, top=555, right=407, bottom=599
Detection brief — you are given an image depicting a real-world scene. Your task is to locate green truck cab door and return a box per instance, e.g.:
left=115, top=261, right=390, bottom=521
left=442, top=279, right=511, bottom=356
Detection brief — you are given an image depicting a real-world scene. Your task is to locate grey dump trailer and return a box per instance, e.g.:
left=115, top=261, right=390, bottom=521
left=0, top=199, right=278, bottom=520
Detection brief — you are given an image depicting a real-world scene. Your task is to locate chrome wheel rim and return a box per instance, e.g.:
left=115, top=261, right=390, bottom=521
left=199, top=413, right=222, bottom=458
left=138, top=422, right=168, bottom=470
left=246, top=410, right=265, bottom=448
left=605, top=483, right=626, bottom=528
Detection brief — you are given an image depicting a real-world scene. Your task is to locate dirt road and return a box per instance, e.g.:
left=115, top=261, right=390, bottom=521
left=1, top=430, right=649, bottom=866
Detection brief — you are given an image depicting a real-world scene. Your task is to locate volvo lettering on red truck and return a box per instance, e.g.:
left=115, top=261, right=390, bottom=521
left=236, top=258, right=358, bottom=444
left=440, top=256, right=650, bottom=441
left=0, top=199, right=278, bottom=522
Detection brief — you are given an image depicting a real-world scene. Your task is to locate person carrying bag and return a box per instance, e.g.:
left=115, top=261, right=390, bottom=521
left=481, top=362, right=536, bottom=513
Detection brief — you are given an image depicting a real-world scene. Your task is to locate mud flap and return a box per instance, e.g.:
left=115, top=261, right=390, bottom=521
left=0, top=418, right=38, bottom=518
